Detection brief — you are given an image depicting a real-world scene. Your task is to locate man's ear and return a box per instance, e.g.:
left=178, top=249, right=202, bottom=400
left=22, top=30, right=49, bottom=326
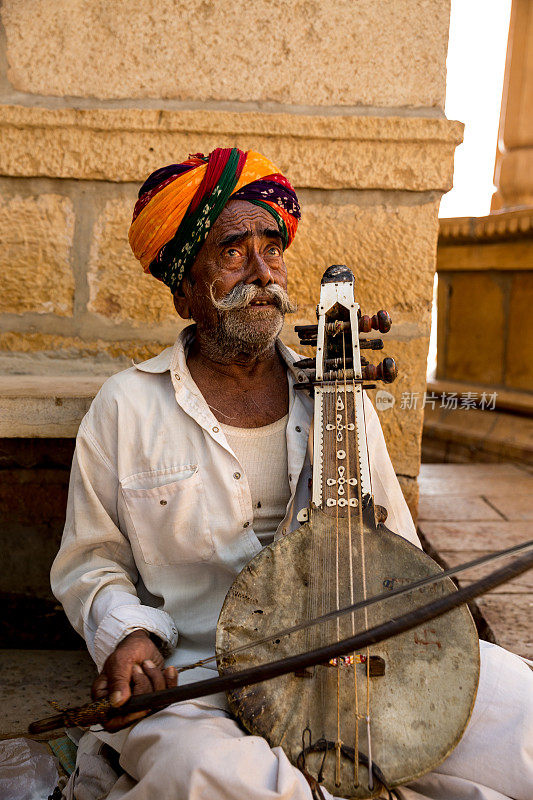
left=173, top=280, right=192, bottom=319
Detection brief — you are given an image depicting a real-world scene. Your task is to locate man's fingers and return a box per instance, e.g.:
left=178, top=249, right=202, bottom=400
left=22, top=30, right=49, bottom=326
left=131, top=663, right=153, bottom=695
left=142, top=659, right=166, bottom=692
left=91, top=673, right=109, bottom=701
left=164, top=666, right=178, bottom=689
left=101, top=662, right=176, bottom=731
left=106, top=657, right=136, bottom=707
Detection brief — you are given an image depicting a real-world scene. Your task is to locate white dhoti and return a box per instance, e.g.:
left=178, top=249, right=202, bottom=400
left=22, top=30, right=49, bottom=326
left=86, top=642, right=532, bottom=800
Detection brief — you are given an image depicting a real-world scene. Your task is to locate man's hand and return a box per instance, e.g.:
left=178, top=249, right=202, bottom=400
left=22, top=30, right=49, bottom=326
left=91, top=629, right=178, bottom=731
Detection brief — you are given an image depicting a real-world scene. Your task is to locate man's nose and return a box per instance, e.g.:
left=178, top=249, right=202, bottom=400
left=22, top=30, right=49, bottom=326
left=245, top=250, right=273, bottom=287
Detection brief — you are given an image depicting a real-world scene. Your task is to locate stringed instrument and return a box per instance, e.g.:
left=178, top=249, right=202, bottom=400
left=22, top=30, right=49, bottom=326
left=216, top=265, right=480, bottom=798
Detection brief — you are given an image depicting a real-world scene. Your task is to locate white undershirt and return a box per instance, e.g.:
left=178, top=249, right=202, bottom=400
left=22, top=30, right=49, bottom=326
left=221, top=414, right=291, bottom=546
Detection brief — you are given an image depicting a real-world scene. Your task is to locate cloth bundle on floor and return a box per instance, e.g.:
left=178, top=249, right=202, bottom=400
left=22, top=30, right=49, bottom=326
left=128, top=147, right=301, bottom=293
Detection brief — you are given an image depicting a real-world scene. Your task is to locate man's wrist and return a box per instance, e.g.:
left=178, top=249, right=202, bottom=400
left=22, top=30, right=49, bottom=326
left=124, top=628, right=166, bottom=653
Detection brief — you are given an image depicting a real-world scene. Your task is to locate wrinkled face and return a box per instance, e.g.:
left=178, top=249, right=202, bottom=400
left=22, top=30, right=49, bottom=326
left=175, top=199, right=296, bottom=358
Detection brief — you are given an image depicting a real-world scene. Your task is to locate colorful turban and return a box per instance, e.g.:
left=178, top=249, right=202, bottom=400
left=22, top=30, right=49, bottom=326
left=129, top=147, right=301, bottom=292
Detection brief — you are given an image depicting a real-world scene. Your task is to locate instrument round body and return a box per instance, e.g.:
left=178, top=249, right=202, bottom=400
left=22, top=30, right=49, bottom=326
left=216, top=511, right=480, bottom=799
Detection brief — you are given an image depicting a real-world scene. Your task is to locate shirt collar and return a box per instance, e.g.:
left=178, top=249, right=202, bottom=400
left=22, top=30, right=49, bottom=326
left=133, top=324, right=308, bottom=384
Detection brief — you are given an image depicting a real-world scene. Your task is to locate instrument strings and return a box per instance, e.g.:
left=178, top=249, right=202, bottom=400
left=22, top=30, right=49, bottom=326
left=353, top=372, right=373, bottom=790
left=331, top=329, right=373, bottom=790
left=342, top=334, right=360, bottom=789
left=335, top=376, right=342, bottom=785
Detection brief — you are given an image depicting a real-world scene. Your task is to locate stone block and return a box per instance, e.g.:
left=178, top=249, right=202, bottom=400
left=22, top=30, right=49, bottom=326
left=438, top=240, right=533, bottom=272
left=484, top=493, right=533, bottom=521
left=0, top=106, right=463, bottom=191
left=88, top=199, right=178, bottom=324
left=495, top=149, right=533, bottom=207
left=443, top=273, right=505, bottom=385
left=506, top=272, right=533, bottom=391
left=418, top=462, right=530, bottom=496
left=2, top=0, right=450, bottom=107
left=285, top=200, right=440, bottom=326
left=417, top=519, right=533, bottom=553
left=475, top=596, right=532, bottom=659
left=418, top=495, right=501, bottom=522
left=0, top=194, right=74, bottom=316
left=0, top=331, right=172, bottom=362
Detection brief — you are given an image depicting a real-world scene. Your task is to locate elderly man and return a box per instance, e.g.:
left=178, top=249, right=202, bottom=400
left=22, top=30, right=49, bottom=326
left=52, top=148, right=532, bottom=800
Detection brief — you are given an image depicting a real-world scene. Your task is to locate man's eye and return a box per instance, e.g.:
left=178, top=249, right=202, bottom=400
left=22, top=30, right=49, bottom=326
left=268, top=245, right=281, bottom=255
left=226, top=248, right=240, bottom=257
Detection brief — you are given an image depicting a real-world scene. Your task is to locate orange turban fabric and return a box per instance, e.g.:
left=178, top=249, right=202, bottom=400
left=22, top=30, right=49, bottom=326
left=129, top=148, right=300, bottom=292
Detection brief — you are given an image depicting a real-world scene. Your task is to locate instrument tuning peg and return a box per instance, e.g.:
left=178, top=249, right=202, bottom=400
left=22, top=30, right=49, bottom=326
left=293, top=358, right=316, bottom=369
left=358, top=311, right=392, bottom=334
left=359, top=339, right=384, bottom=351
left=375, top=310, right=392, bottom=333
left=362, top=357, right=397, bottom=383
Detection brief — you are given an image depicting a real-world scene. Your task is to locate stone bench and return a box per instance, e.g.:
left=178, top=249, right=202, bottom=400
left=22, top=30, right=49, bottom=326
left=0, top=376, right=107, bottom=438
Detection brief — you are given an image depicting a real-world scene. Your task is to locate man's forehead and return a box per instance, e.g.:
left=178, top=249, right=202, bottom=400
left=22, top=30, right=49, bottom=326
left=211, top=200, right=280, bottom=243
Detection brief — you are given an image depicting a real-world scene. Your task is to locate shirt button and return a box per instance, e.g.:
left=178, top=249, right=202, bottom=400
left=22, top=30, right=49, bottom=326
left=233, top=472, right=241, bottom=480
left=243, top=521, right=250, bottom=528
left=212, top=426, right=219, bottom=433
left=174, top=373, right=180, bottom=380
left=295, top=426, right=302, bottom=432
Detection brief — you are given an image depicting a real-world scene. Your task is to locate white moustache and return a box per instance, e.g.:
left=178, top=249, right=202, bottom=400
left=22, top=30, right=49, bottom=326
left=209, top=283, right=298, bottom=315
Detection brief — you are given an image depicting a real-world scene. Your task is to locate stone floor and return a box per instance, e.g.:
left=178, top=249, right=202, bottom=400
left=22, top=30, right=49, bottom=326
left=1, top=462, right=531, bottom=740
left=0, top=649, right=95, bottom=739
left=418, top=462, right=533, bottom=660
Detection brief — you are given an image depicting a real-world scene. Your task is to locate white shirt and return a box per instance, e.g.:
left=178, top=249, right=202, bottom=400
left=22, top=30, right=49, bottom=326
left=222, top=414, right=291, bottom=546
left=51, top=326, right=419, bottom=682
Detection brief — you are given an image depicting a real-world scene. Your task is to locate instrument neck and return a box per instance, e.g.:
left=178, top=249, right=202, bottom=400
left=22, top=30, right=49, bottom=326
left=311, top=379, right=372, bottom=517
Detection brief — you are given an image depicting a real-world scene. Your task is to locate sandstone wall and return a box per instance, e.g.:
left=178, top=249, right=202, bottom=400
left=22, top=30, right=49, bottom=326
left=0, top=0, right=462, bottom=517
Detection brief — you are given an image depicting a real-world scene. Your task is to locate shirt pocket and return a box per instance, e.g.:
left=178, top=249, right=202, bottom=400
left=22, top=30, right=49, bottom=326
left=120, top=465, right=214, bottom=565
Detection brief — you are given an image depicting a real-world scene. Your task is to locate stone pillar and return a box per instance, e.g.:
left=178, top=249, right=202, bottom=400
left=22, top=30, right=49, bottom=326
left=0, top=1, right=462, bottom=521
left=431, top=0, right=533, bottom=466
left=492, top=0, right=533, bottom=209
